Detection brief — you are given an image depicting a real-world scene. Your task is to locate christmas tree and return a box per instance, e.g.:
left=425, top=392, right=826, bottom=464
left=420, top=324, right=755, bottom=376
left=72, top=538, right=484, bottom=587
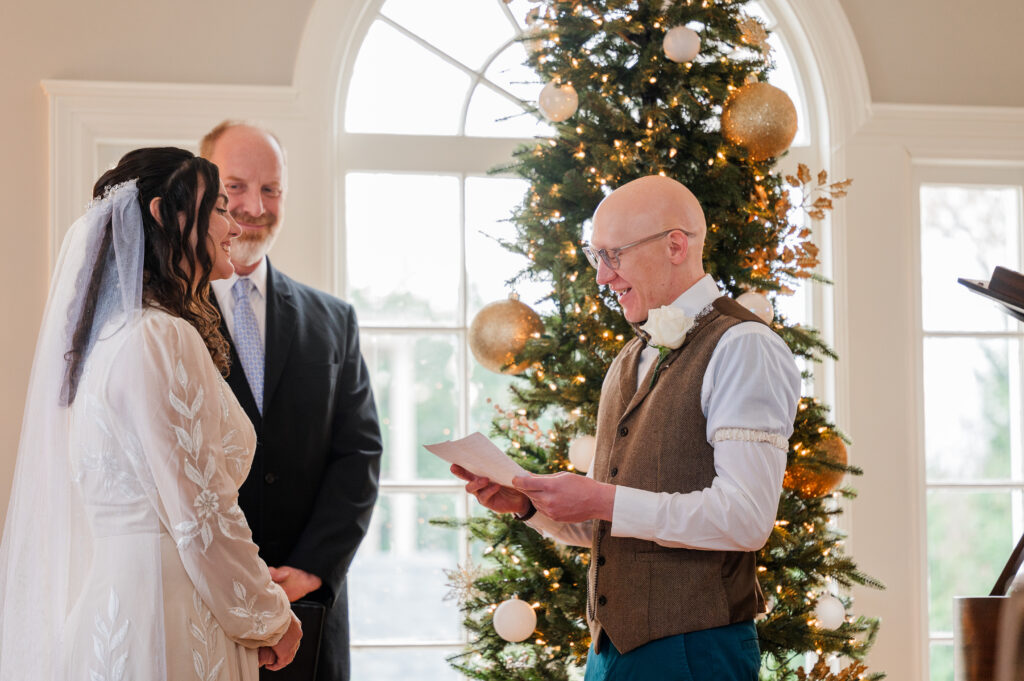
left=439, top=1, right=883, bottom=678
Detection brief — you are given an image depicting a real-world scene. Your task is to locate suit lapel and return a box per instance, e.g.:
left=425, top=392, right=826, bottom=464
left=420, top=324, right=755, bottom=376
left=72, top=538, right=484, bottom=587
left=263, top=262, right=297, bottom=414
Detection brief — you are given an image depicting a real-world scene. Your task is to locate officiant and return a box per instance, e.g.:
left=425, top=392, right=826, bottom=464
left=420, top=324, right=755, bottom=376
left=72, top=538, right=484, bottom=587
left=455, top=175, right=801, bottom=681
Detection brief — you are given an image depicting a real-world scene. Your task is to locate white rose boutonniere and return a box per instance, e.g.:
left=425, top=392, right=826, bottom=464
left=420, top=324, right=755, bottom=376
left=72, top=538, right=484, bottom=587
left=639, top=306, right=695, bottom=388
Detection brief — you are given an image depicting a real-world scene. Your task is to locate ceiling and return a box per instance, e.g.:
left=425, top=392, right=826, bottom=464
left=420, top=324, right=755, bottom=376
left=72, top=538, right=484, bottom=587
left=836, top=0, right=1024, bottom=107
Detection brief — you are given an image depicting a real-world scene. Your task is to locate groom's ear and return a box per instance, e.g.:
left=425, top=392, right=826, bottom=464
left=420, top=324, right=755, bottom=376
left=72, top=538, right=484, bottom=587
left=148, top=197, right=163, bottom=225
left=666, top=228, right=688, bottom=264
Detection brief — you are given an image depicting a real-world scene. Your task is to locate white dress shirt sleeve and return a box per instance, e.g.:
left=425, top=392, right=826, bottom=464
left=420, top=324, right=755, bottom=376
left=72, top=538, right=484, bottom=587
left=610, top=322, right=801, bottom=551
left=520, top=465, right=597, bottom=547
left=526, top=515, right=595, bottom=548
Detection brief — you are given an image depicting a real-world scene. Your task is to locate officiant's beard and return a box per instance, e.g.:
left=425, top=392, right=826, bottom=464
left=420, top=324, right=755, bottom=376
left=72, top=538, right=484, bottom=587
left=230, top=210, right=280, bottom=267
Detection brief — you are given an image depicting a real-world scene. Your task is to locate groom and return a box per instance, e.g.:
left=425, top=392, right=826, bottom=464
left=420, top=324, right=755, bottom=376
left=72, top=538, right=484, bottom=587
left=202, top=121, right=382, bottom=681
left=456, top=175, right=801, bottom=680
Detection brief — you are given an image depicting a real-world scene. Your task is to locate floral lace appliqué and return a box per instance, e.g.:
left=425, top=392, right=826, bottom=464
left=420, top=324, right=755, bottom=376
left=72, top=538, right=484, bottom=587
left=90, top=588, right=129, bottom=681
left=169, top=360, right=248, bottom=552
left=189, top=589, right=227, bottom=681
left=228, top=581, right=278, bottom=639
left=74, top=395, right=146, bottom=501
left=217, top=386, right=248, bottom=478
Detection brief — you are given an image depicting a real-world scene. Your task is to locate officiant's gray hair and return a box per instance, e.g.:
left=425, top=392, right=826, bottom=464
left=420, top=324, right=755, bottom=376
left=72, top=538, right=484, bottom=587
left=200, top=120, right=288, bottom=166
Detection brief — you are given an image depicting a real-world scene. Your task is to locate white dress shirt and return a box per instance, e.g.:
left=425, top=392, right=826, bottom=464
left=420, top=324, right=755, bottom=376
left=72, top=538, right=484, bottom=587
left=211, top=257, right=269, bottom=347
left=529, top=274, right=801, bottom=552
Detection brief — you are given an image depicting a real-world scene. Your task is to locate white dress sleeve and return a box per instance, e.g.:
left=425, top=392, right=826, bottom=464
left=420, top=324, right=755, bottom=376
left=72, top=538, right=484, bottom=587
left=112, top=313, right=292, bottom=648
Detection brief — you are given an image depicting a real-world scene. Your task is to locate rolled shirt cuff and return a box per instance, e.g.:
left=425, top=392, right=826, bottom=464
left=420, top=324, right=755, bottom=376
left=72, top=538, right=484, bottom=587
left=610, top=485, right=663, bottom=541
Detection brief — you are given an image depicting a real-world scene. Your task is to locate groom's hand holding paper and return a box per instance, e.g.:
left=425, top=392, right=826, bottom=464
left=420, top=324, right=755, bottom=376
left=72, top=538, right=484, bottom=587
left=427, top=433, right=534, bottom=516
left=429, top=432, right=615, bottom=523
left=512, top=472, right=615, bottom=524
left=425, top=432, right=531, bottom=488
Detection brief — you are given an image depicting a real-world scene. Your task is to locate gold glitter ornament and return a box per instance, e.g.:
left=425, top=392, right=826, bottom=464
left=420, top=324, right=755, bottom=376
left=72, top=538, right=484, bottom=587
left=469, top=295, right=544, bottom=374
left=721, top=82, right=798, bottom=161
left=784, top=435, right=848, bottom=498
left=738, top=15, right=770, bottom=54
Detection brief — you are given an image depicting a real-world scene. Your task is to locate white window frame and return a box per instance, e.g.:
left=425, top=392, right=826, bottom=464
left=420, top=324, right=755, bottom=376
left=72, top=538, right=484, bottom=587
left=913, top=162, right=1024, bottom=675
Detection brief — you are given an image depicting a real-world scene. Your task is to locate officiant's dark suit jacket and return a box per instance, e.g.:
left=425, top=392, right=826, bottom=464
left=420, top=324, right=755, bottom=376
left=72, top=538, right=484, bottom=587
left=218, top=260, right=382, bottom=681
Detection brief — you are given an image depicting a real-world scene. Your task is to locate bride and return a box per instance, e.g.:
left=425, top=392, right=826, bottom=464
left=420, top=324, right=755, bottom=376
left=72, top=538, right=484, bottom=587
left=0, top=147, right=301, bottom=679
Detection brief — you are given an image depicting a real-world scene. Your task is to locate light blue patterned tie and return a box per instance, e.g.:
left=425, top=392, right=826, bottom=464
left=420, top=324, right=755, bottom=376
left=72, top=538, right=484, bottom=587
left=232, top=278, right=264, bottom=414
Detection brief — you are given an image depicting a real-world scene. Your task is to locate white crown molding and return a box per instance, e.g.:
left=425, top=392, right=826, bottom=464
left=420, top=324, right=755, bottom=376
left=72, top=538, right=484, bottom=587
left=858, top=103, right=1024, bottom=160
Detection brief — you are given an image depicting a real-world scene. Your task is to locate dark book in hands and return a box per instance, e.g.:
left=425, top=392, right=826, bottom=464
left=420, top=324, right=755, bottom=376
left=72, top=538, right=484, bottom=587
left=265, top=600, right=326, bottom=680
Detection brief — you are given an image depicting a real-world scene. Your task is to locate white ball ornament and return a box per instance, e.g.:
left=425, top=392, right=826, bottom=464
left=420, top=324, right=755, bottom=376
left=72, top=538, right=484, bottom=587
left=538, top=81, right=579, bottom=122
left=568, top=435, right=597, bottom=473
left=662, top=26, right=701, bottom=63
left=814, top=594, right=846, bottom=630
left=736, top=291, right=774, bottom=324
left=493, top=598, right=537, bottom=643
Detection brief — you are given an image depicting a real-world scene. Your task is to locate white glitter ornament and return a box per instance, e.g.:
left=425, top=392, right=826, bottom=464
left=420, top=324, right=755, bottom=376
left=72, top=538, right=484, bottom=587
left=814, top=594, right=846, bottom=629
left=736, top=291, right=774, bottom=324
left=493, top=598, right=537, bottom=642
left=568, top=435, right=597, bottom=473
left=538, top=81, right=579, bottom=122
left=663, top=26, right=701, bottom=63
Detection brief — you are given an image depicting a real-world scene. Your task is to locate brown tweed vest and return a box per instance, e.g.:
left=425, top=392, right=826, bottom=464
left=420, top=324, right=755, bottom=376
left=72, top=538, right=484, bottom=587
left=588, top=296, right=768, bottom=654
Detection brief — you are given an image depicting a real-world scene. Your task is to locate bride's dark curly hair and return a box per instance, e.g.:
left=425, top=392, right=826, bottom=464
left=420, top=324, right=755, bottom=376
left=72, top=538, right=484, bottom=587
left=62, top=147, right=230, bottom=404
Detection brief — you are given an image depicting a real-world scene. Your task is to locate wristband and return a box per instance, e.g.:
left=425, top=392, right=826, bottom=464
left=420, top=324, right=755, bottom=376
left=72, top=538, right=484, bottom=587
left=514, top=501, right=537, bottom=522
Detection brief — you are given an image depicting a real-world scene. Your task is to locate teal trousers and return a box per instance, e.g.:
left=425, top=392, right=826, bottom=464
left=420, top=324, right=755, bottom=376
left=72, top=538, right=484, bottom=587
left=583, top=620, right=760, bottom=681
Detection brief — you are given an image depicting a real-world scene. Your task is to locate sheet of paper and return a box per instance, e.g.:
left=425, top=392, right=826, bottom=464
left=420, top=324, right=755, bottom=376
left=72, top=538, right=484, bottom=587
left=424, top=432, right=530, bottom=488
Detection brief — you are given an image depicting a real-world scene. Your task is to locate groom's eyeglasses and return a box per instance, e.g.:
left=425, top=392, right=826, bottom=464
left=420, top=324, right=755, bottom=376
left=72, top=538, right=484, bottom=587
left=582, top=228, right=687, bottom=270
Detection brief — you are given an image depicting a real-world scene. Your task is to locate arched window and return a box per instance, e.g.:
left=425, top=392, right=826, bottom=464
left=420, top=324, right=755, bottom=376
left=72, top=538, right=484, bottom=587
left=337, top=1, right=829, bottom=676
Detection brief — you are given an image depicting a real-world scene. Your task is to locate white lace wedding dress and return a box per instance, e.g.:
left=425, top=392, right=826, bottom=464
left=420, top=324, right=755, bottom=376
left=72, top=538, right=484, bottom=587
left=62, top=308, right=291, bottom=680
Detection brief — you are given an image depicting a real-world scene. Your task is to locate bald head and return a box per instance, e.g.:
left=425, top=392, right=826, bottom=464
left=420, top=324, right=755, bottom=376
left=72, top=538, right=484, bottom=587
left=595, top=175, right=706, bottom=252
left=590, top=176, right=708, bottom=322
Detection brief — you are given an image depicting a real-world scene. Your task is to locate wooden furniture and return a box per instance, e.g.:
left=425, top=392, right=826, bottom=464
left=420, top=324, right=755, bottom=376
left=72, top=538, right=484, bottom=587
left=954, top=266, right=1024, bottom=680
left=954, top=533, right=1024, bottom=681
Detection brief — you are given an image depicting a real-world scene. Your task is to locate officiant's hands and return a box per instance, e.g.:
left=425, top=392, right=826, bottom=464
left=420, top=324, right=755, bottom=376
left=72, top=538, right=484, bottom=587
left=512, top=472, right=615, bottom=524
left=269, top=565, right=322, bottom=601
left=451, top=464, right=532, bottom=516
left=260, top=611, right=303, bottom=671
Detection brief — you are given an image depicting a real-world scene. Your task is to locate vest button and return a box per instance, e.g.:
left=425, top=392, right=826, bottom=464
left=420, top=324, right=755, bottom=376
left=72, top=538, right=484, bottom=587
left=597, top=555, right=606, bottom=566
left=610, top=467, right=618, bottom=477
left=597, top=595, right=607, bottom=606
left=619, top=426, right=629, bottom=437
left=264, top=472, right=277, bottom=484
